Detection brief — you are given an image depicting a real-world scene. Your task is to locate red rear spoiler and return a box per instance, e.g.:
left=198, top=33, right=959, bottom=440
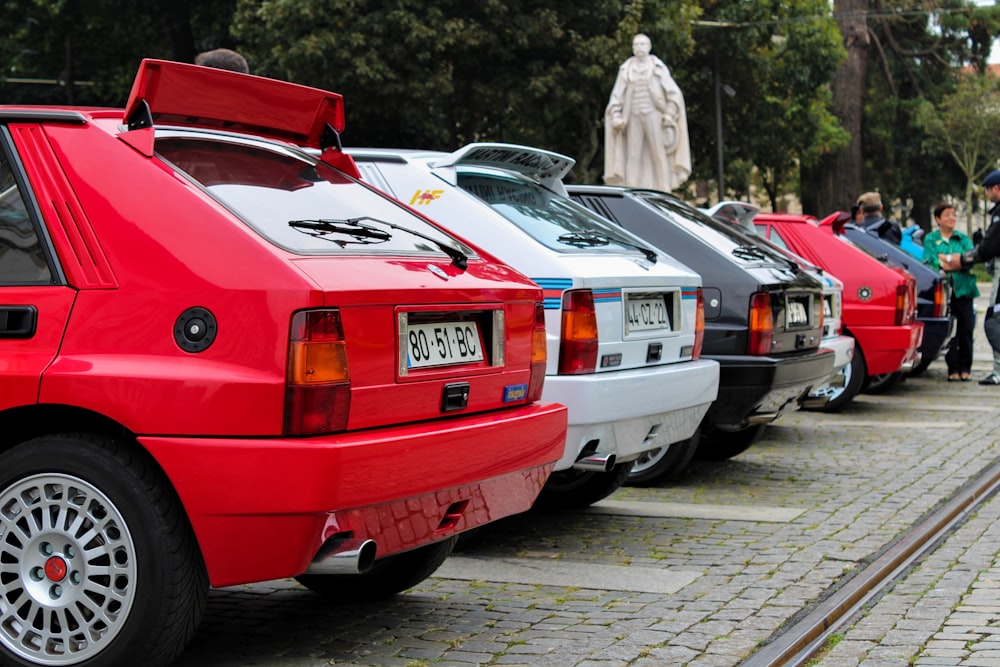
left=119, top=59, right=359, bottom=177
left=818, top=211, right=851, bottom=235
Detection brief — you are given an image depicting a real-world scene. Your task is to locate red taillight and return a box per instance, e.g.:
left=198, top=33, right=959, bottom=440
left=894, top=283, right=911, bottom=326
left=748, top=292, right=774, bottom=355
left=693, top=287, right=705, bottom=359
left=528, top=303, right=547, bottom=401
left=284, top=309, right=351, bottom=435
left=933, top=282, right=947, bottom=318
left=558, top=290, right=598, bottom=375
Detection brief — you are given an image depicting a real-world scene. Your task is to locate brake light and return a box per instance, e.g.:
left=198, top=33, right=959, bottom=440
left=284, top=309, right=351, bottom=435
left=748, top=292, right=774, bottom=355
left=894, top=284, right=911, bottom=326
left=528, top=303, right=547, bottom=401
left=693, top=287, right=705, bottom=359
left=558, top=290, right=598, bottom=374
left=933, top=281, right=947, bottom=318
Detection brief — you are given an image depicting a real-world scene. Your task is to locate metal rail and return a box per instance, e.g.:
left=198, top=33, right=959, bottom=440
left=740, top=455, right=1000, bottom=667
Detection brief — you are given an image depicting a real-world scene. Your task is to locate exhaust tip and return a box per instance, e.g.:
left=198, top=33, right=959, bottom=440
left=306, top=537, right=378, bottom=575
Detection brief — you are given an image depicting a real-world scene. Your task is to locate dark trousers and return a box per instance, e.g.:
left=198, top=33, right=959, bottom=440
left=946, top=295, right=975, bottom=375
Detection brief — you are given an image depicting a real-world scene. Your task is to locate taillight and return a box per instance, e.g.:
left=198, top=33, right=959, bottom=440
left=894, top=284, right=910, bottom=326
left=748, top=292, right=774, bottom=355
left=933, top=282, right=947, bottom=318
left=693, top=287, right=705, bottom=359
left=558, top=289, right=598, bottom=374
left=528, top=303, right=547, bottom=401
left=284, top=309, right=351, bottom=435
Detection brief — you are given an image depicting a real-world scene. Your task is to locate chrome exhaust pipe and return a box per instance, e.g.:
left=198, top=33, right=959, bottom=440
left=573, top=452, right=616, bottom=472
left=799, top=394, right=830, bottom=409
left=305, top=538, right=377, bottom=575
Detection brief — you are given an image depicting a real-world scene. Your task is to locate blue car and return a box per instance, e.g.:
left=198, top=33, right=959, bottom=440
left=900, top=226, right=925, bottom=261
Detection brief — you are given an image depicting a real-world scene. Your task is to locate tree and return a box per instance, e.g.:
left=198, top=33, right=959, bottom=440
left=679, top=0, right=847, bottom=210
left=914, top=72, right=1000, bottom=235
left=231, top=0, right=702, bottom=183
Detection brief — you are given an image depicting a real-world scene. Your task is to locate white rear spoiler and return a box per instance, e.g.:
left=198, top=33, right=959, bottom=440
left=432, top=143, right=575, bottom=196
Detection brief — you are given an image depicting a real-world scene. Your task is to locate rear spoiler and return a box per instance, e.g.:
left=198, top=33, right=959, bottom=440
left=433, top=143, right=575, bottom=196
left=118, top=59, right=359, bottom=177
left=817, top=211, right=851, bottom=235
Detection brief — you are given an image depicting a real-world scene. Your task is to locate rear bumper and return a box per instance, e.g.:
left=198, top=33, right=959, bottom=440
left=542, top=358, right=720, bottom=469
left=704, top=348, right=836, bottom=428
left=850, top=321, right=924, bottom=376
left=142, top=401, right=567, bottom=587
left=918, top=316, right=951, bottom=362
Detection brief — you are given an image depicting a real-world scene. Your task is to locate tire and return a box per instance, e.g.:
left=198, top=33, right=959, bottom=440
left=0, top=434, right=207, bottom=667
left=532, top=462, right=634, bottom=510
left=625, top=428, right=701, bottom=486
left=864, top=370, right=905, bottom=395
left=696, top=423, right=766, bottom=461
left=806, top=343, right=866, bottom=413
left=295, top=536, right=457, bottom=602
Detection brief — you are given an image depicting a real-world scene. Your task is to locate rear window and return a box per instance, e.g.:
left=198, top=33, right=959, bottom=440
left=642, top=194, right=792, bottom=267
left=156, top=134, right=473, bottom=258
left=456, top=169, right=656, bottom=257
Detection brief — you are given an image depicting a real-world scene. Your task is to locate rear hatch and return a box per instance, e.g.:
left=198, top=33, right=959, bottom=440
left=152, top=130, right=548, bottom=433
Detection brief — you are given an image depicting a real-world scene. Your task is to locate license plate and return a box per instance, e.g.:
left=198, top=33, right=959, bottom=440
left=406, top=321, right=484, bottom=368
left=626, top=295, right=670, bottom=333
left=788, top=300, right=809, bottom=326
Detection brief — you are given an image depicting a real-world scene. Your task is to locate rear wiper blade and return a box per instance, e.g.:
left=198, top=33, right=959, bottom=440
left=289, top=217, right=468, bottom=270
left=289, top=218, right=391, bottom=244
left=732, top=244, right=767, bottom=261
left=557, top=231, right=657, bottom=263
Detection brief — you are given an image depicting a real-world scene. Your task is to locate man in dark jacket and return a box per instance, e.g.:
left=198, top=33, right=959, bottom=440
left=858, top=191, right=903, bottom=245
left=942, top=169, right=1000, bottom=384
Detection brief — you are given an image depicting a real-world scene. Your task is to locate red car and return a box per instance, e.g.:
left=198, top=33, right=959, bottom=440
left=0, top=60, right=567, bottom=667
left=753, top=213, right=923, bottom=397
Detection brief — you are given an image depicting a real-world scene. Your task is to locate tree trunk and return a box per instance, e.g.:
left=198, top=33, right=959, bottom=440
left=815, top=0, right=869, bottom=215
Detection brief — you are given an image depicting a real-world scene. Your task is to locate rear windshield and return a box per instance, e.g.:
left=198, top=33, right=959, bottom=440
left=642, top=194, right=793, bottom=267
left=456, top=169, right=657, bottom=256
left=156, top=134, right=473, bottom=258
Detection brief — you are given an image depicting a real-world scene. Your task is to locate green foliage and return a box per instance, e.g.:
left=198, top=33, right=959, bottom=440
left=681, top=0, right=846, bottom=206
left=232, top=0, right=701, bottom=182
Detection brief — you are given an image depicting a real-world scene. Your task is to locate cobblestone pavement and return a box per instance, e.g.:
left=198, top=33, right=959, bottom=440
left=175, top=289, right=1000, bottom=667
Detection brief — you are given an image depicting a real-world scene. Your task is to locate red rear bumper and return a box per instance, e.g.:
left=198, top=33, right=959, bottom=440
left=851, top=322, right=923, bottom=376
left=142, top=401, right=567, bottom=587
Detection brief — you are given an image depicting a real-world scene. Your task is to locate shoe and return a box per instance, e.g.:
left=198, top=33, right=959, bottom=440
left=979, top=374, right=1000, bottom=385
left=961, top=373, right=971, bottom=382
left=948, top=374, right=960, bottom=382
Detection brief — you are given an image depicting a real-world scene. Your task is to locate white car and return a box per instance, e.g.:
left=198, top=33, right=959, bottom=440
left=351, top=143, right=720, bottom=507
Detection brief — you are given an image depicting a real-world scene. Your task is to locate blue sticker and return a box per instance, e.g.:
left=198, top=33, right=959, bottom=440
left=503, top=384, right=528, bottom=402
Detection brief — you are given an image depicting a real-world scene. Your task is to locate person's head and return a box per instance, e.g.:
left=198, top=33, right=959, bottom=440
left=194, top=48, right=249, bottom=74
left=857, top=191, right=882, bottom=216
left=849, top=203, right=863, bottom=222
left=933, top=202, right=956, bottom=233
left=983, top=170, right=1000, bottom=203
left=632, top=34, right=652, bottom=58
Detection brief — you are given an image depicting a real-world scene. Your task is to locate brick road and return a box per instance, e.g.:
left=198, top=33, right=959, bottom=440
left=175, top=290, right=1000, bottom=667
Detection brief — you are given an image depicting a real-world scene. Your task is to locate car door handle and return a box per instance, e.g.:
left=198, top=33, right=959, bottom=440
left=0, top=306, right=37, bottom=338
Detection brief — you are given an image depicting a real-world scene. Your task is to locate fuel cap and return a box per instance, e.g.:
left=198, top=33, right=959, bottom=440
left=174, top=307, right=217, bottom=353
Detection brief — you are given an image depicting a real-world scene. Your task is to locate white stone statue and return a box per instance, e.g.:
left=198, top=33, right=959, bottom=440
left=603, top=33, right=691, bottom=192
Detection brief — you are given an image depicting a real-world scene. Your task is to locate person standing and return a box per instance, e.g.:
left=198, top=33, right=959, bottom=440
left=604, top=34, right=691, bottom=193
left=194, top=48, right=250, bottom=74
left=924, top=202, right=978, bottom=381
left=857, top=191, right=903, bottom=245
left=940, top=169, right=1000, bottom=384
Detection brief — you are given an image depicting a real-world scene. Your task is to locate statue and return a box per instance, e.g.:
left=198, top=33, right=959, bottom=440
left=603, top=34, right=691, bottom=192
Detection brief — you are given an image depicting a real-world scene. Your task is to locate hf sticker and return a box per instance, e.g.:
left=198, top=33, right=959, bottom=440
left=410, top=190, right=443, bottom=205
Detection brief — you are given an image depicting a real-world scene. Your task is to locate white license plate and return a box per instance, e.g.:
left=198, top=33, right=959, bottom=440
left=788, top=301, right=809, bottom=326
left=406, top=321, right=483, bottom=368
left=626, top=296, right=670, bottom=333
